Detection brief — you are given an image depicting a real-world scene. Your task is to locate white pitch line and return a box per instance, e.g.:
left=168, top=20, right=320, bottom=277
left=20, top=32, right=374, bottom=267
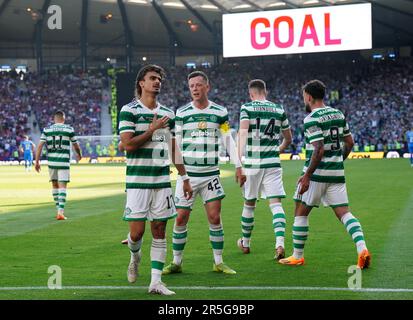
left=0, top=286, right=413, bottom=293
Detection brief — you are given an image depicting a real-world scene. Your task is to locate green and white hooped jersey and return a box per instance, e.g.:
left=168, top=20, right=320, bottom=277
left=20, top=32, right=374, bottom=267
left=118, top=99, right=175, bottom=189
left=240, top=100, right=290, bottom=169
left=302, top=106, right=351, bottom=183
left=40, top=123, right=77, bottom=169
left=175, top=101, right=230, bottom=178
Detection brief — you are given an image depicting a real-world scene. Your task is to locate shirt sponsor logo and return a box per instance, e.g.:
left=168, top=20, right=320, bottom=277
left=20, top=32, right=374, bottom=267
left=190, top=130, right=216, bottom=138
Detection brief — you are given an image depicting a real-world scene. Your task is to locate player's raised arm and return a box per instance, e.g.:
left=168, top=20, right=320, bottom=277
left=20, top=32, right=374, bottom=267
left=34, top=141, right=45, bottom=173
left=120, top=113, right=169, bottom=152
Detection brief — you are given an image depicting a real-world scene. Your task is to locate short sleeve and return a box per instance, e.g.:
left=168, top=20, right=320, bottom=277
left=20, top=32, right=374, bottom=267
left=240, top=105, right=249, bottom=120
left=168, top=115, right=175, bottom=137
left=343, top=118, right=351, bottom=137
left=304, top=118, right=324, bottom=144
left=70, top=129, right=78, bottom=143
left=40, top=130, right=46, bottom=142
left=281, top=111, right=290, bottom=130
left=118, top=106, right=136, bottom=134
left=219, top=109, right=231, bottom=135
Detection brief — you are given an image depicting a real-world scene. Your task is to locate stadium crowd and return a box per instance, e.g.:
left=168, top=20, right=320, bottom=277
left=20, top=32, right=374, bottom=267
left=1, top=56, right=412, bottom=160
left=0, top=69, right=107, bottom=160
left=159, top=56, right=413, bottom=154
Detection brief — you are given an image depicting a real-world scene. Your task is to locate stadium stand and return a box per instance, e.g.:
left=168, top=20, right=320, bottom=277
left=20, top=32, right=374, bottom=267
left=159, top=57, right=413, bottom=154
left=1, top=57, right=412, bottom=160
left=0, top=69, right=108, bottom=160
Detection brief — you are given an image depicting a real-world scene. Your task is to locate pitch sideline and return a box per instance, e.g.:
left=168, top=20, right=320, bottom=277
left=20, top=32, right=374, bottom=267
left=0, top=285, right=412, bottom=293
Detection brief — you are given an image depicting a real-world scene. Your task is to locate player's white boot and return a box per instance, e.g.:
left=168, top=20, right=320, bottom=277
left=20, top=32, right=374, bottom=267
left=148, top=281, right=176, bottom=295
left=127, top=251, right=141, bottom=283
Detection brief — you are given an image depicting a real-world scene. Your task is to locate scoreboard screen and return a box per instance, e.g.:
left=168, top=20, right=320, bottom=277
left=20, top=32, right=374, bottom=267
left=222, top=3, right=372, bottom=58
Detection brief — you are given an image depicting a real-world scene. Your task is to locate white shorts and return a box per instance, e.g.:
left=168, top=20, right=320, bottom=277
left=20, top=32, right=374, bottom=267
left=123, top=188, right=177, bottom=221
left=243, top=167, right=286, bottom=201
left=293, top=181, right=349, bottom=208
left=48, top=168, right=70, bottom=182
left=175, top=175, right=225, bottom=210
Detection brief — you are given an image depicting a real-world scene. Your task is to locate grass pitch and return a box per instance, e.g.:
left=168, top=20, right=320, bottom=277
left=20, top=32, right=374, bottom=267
left=0, top=159, right=412, bottom=300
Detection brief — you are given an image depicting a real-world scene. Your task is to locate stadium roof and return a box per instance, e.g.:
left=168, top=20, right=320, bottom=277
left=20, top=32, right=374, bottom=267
left=0, top=0, right=412, bottom=54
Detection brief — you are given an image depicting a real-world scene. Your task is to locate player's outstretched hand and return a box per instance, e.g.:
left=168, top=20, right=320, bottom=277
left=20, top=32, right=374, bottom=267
left=149, top=113, right=170, bottom=132
left=235, top=167, right=246, bottom=187
left=183, top=179, right=193, bottom=200
left=35, top=162, right=41, bottom=173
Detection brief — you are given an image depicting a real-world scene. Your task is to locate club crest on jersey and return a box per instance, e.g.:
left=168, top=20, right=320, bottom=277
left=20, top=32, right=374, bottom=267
left=198, top=121, right=207, bottom=130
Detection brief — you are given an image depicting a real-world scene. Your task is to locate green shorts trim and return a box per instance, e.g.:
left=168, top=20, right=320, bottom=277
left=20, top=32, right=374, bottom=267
left=123, top=217, right=147, bottom=221
left=123, top=213, right=177, bottom=222
left=293, top=198, right=318, bottom=208
left=330, top=203, right=349, bottom=208
left=265, top=195, right=286, bottom=199
left=176, top=206, right=192, bottom=211
left=204, top=194, right=225, bottom=204
left=302, top=202, right=318, bottom=208
left=151, top=213, right=177, bottom=222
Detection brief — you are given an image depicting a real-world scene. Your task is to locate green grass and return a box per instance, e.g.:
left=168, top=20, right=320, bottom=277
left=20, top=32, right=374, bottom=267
left=0, top=159, right=412, bottom=300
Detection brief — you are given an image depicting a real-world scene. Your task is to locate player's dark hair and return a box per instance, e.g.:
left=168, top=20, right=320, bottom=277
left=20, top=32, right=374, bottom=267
left=187, top=71, right=209, bottom=84
left=248, top=79, right=266, bottom=92
left=302, top=80, right=326, bottom=100
left=135, top=64, right=166, bottom=98
left=54, top=110, right=65, bottom=118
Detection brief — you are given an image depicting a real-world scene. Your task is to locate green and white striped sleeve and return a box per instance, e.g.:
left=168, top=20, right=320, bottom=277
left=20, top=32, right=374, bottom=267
left=70, top=128, right=78, bottom=143
left=219, top=109, right=231, bottom=136
left=343, top=118, right=351, bottom=137
left=240, top=105, right=249, bottom=120
left=304, top=117, right=324, bottom=144
left=40, top=129, right=46, bottom=142
left=281, top=109, right=290, bottom=130
left=169, top=116, right=176, bottom=137
left=118, top=106, right=136, bottom=134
